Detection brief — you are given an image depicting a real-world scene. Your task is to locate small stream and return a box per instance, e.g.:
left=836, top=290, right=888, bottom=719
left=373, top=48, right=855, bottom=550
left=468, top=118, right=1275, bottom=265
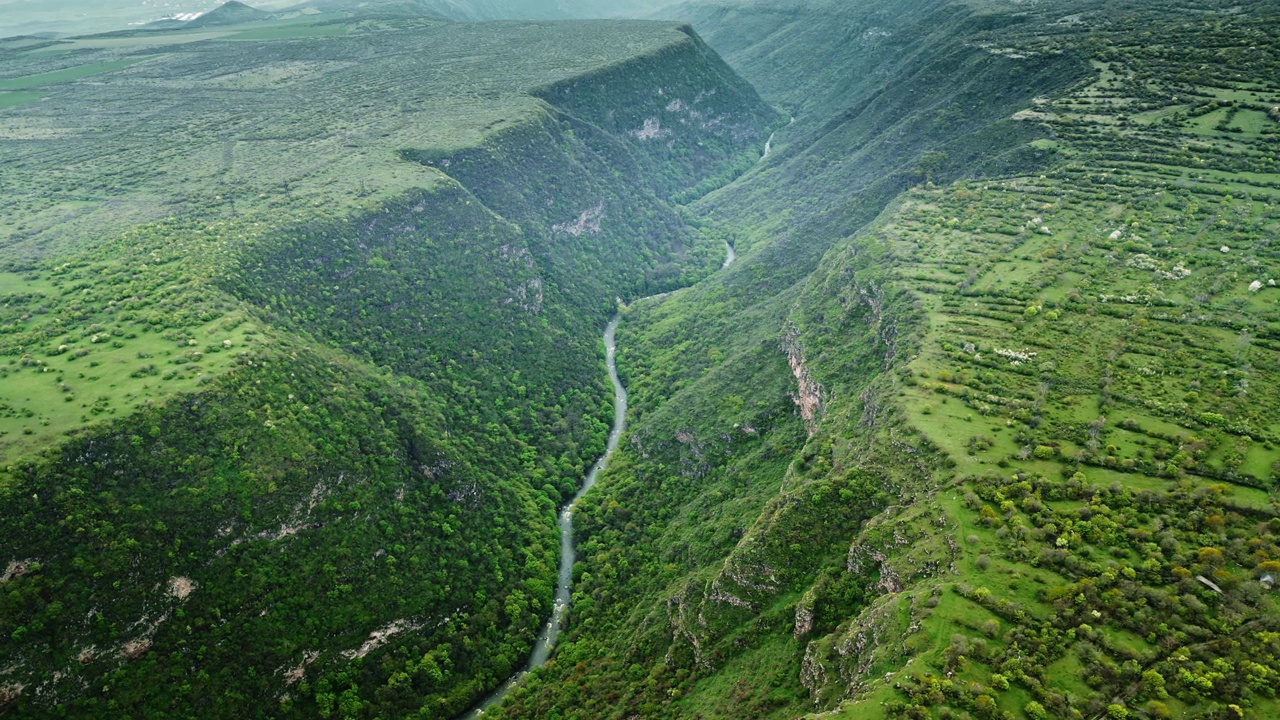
left=761, top=116, right=794, bottom=160
left=458, top=210, right=740, bottom=720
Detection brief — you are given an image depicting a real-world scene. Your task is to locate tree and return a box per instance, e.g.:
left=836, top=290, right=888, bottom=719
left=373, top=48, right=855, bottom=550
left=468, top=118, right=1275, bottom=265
left=1142, top=669, right=1168, bottom=699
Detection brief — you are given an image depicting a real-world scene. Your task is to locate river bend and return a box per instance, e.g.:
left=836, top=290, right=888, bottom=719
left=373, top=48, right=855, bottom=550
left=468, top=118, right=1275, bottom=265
left=459, top=237, right=738, bottom=720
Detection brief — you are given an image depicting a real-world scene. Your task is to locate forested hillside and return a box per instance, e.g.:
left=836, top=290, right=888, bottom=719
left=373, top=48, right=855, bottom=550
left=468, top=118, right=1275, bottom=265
left=488, top=1, right=1280, bottom=720
left=0, top=12, right=774, bottom=717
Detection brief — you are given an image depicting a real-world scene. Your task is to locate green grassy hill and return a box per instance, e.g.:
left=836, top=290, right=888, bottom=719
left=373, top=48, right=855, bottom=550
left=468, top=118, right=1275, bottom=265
left=488, top=2, right=1280, bottom=720
left=0, top=15, right=775, bottom=718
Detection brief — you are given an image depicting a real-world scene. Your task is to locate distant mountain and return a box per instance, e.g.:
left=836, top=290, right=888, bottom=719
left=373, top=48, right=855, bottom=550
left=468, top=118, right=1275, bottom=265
left=278, top=0, right=682, bottom=21
left=186, top=0, right=274, bottom=26
left=279, top=0, right=458, bottom=19
left=0, top=0, right=225, bottom=37
left=277, top=0, right=557, bottom=20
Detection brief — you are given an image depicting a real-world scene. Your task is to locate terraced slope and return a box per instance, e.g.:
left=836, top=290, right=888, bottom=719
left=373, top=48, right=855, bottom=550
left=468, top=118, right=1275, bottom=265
left=0, top=15, right=775, bottom=718
left=491, top=2, right=1280, bottom=719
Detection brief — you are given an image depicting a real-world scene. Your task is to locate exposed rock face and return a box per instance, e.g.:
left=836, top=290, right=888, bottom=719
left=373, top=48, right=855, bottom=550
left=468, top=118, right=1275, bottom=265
left=342, top=619, right=421, bottom=660
left=0, top=683, right=24, bottom=707
left=167, top=576, right=196, bottom=600
left=799, top=642, right=829, bottom=704
left=551, top=202, right=604, bottom=236
left=1, top=559, right=35, bottom=583
left=781, top=327, right=824, bottom=434
left=633, top=117, right=669, bottom=141
left=794, top=589, right=816, bottom=638
left=119, top=638, right=153, bottom=660
left=507, top=277, right=544, bottom=314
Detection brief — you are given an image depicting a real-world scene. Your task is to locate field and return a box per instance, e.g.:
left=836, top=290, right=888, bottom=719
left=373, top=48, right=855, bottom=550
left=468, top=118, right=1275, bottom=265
left=0, top=17, right=704, bottom=262
left=0, top=10, right=779, bottom=457
left=835, top=11, right=1280, bottom=715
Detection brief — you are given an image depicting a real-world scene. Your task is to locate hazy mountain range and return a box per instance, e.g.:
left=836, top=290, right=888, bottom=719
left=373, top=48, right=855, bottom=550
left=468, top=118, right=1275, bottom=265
left=0, top=0, right=684, bottom=37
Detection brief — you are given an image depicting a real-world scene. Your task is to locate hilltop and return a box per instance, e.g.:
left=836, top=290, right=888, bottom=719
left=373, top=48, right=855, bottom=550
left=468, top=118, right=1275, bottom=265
left=186, top=1, right=275, bottom=26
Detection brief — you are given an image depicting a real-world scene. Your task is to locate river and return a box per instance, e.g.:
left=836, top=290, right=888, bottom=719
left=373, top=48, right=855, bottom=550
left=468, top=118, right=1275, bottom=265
left=457, top=237, right=739, bottom=720
left=458, top=314, right=628, bottom=719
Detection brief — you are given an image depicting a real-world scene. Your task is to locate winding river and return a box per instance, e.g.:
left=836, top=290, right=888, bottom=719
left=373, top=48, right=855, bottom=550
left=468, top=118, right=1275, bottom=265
left=458, top=243, right=737, bottom=719
left=458, top=315, right=628, bottom=719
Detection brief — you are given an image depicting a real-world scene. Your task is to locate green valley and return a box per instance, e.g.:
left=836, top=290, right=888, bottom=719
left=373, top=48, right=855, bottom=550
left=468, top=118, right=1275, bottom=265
left=485, top=2, right=1280, bottom=720
left=2, top=1, right=1279, bottom=719
left=0, top=7, right=775, bottom=718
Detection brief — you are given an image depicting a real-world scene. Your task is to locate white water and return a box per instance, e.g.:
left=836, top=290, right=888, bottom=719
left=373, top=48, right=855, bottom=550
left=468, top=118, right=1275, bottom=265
left=762, top=116, right=795, bottom=159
